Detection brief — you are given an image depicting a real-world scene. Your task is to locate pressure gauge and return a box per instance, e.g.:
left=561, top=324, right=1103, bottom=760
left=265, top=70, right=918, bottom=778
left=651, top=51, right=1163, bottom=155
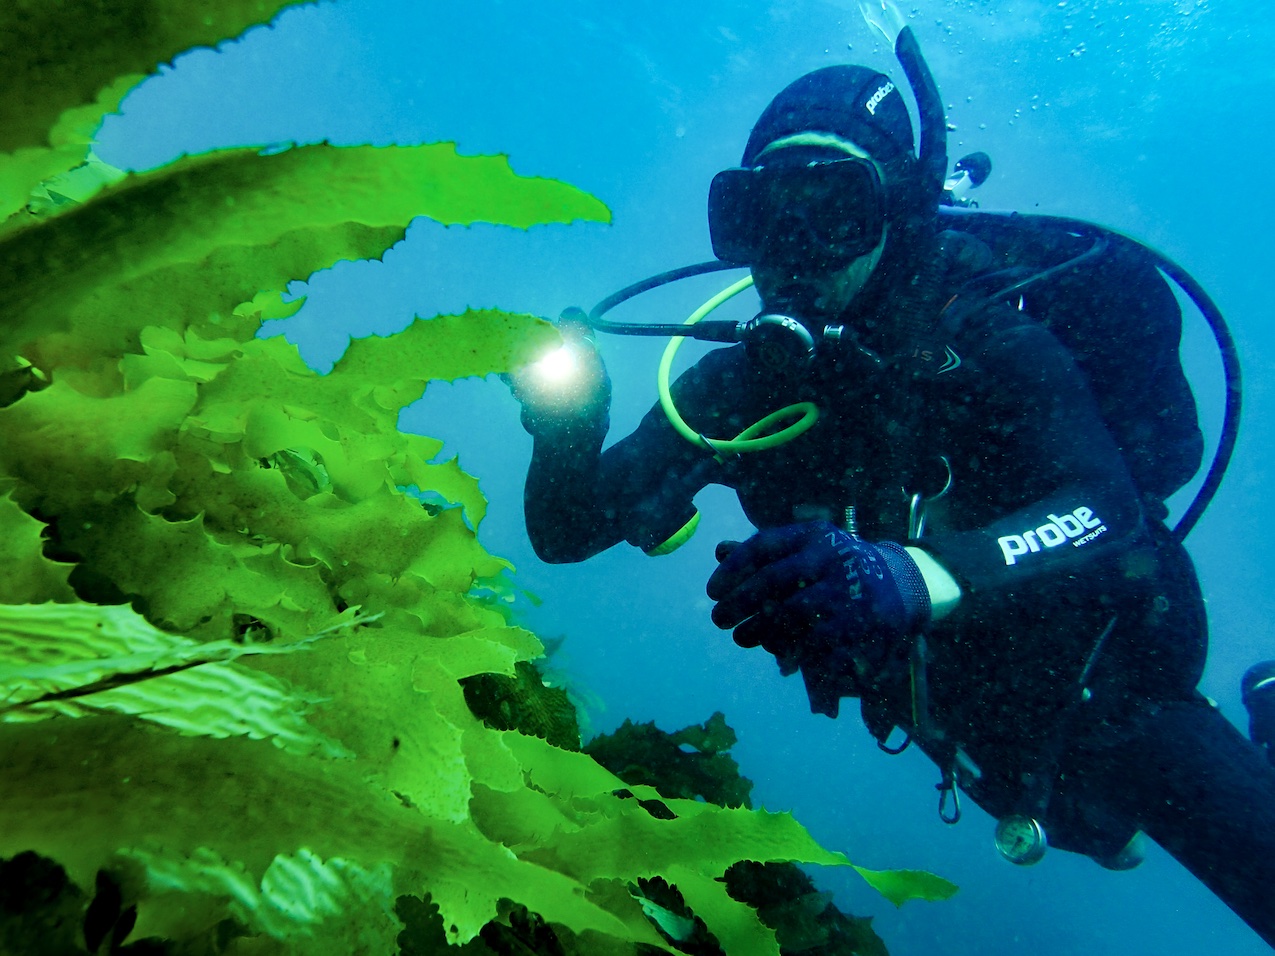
left=994, top=814, right=1047, bottom=866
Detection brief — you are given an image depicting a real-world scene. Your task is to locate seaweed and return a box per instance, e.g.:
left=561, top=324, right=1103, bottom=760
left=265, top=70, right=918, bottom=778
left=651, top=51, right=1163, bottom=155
left=469, top=703, right=902, bottom=955
left=723, top=864, right=888, bottom=956
left=462, top=661, right=582, bottom=751
left=0, top=853, right=245, bottom=955
left=588, top=717, right=891, bottom=956
left=585, top=713, right=752, bottom=809
left=0, top=3, right=954, bottom=953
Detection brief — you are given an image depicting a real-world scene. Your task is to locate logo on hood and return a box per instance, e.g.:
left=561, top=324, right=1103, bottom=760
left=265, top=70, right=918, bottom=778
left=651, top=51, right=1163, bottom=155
left=865, top=82, right=895, bottom=116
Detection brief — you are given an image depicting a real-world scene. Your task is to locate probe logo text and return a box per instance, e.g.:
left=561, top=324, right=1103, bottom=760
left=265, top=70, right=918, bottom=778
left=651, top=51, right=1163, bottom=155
left=865, top=82, right=895, bottom=116
left=997, top=507, right=1106, bottom=566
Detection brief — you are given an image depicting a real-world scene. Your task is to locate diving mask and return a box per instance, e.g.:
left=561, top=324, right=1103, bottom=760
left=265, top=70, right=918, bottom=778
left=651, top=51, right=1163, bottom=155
left=708, top=156, right=887, bottom=272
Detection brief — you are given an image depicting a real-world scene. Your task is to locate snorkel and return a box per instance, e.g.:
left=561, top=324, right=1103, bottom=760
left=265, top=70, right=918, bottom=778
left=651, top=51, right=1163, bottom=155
left=861, top=1, right=948, bottom=214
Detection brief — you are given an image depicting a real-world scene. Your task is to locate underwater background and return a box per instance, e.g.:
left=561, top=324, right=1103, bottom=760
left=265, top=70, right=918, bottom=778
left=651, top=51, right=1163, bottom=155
left=93, top=1, right=1272, bottom=953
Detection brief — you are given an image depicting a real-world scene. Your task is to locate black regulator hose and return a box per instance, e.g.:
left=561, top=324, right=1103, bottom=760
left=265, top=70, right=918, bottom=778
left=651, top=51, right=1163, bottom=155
left=586, top=209, right=1241, bottom=541
left=587, top=259, right=745, bottom=341
left=1158, top=255, right=1242, bottom=541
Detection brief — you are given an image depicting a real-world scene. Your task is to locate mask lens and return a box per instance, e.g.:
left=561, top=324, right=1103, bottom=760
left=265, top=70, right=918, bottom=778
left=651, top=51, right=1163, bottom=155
left=708, top=159, right=885, bottom=269
left=708, top=168, right=759, bottom=263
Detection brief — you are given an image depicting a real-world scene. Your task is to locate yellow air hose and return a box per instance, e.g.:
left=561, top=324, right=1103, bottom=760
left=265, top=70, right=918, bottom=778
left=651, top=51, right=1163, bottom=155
left=657, top=274, right=819, bottom=457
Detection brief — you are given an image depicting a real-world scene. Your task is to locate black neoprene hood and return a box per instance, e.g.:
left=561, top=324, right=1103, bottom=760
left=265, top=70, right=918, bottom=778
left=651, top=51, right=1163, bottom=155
left=741, top=65, right=917, bottom=179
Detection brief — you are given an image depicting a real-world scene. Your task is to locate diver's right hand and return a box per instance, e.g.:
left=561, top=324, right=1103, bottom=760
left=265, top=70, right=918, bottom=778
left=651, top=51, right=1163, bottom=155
left=707, top=523, right=929, bottom=717
left=506, top=309, right=612, bottom=436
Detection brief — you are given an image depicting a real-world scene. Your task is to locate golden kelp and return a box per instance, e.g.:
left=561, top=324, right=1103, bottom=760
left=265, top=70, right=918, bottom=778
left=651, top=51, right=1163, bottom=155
left=0, top=3, right=954, bottom=953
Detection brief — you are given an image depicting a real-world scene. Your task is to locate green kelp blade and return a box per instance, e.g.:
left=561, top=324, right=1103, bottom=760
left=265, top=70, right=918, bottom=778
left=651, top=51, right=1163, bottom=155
left=0, top=79, right=136, bottom=227
left=1, top=329, right=522, bottom=644
left=664, top=863, right=779, bottom=956
left=504, top=732, right=845, bottom=862
left=179, top=311, right=553, bottom=507
left=852, top=865, right=959, bottom=907
left=242, top=613, right=543, bottom=825
left=0, top=0, right=310, bottom=155
left=332, top=309, right=562, bottom=412
left=0, top=602, right=351, bottom=758
left=472, top=776, right=838, bottom=956
left=0, top=605, right=630, bottom=948
left=26, top=152, right=128, bottom=216
left=502, top=733, right=955, bottom=914
left=3, top=143, right=609, bottom=371
left=0, top=713, right=419, bottom=952
left=0, top=0, right=312, bottom=224
left=120, top=845, right=399, bottom=950
left=0, top=373, right=198, bottom=520
left=0, top=492, right=75, bottom=604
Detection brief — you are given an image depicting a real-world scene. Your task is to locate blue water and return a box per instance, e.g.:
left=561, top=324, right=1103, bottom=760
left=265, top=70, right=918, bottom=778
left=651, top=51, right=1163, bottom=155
left=97, top=2, right=1275, bottom=952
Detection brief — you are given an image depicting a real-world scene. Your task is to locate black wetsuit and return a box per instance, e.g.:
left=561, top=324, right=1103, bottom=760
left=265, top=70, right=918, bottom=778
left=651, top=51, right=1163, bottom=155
left=523, top=233, right=1275, bottom=944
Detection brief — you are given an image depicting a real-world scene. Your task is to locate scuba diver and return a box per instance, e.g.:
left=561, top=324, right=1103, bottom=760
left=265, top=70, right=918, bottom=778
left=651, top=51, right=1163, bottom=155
left=509, top=4, right=1275, bottom=946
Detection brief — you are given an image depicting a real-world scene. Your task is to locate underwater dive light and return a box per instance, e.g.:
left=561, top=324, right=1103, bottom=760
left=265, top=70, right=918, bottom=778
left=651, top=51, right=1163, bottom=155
left=514, top=307, right=610, bottom=417
left=528, top=343, right=582, bottom=389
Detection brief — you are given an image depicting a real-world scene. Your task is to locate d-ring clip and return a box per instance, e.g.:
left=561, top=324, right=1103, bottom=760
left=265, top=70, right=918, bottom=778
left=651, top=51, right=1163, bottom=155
left=905, top=456, right=952, bottom=539
left=937, top=767, right=962, bottom=825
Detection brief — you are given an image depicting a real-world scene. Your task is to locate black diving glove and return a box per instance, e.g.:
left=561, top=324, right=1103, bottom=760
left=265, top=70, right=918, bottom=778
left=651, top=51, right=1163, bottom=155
left=506, top=308, right=611, bottom=438
left=707, top=522, right=931, bottom=717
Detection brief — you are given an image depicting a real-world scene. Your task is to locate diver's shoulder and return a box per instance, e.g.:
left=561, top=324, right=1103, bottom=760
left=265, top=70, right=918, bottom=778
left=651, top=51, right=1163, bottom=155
left=936, top=227, right=995, bottom=281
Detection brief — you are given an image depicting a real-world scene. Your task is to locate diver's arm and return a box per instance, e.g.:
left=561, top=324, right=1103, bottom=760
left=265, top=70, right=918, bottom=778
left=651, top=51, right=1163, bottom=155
left=917, top=320, right=1147, bottom=598
left=510, top=316, right=622, bottom=562
left=524, top=407, right=720, bottom=563
left=521, top=346, right=728, bottom=563
left=523, top=418, right=620, bottom=563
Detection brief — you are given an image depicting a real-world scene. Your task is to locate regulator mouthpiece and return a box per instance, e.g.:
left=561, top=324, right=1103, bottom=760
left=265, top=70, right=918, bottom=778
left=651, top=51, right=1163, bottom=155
left=742, top=312, right=818, bottom=374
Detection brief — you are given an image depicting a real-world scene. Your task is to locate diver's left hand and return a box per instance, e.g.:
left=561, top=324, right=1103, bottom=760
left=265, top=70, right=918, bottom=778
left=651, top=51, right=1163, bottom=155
left=706, top=522, right=930, bottom=716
